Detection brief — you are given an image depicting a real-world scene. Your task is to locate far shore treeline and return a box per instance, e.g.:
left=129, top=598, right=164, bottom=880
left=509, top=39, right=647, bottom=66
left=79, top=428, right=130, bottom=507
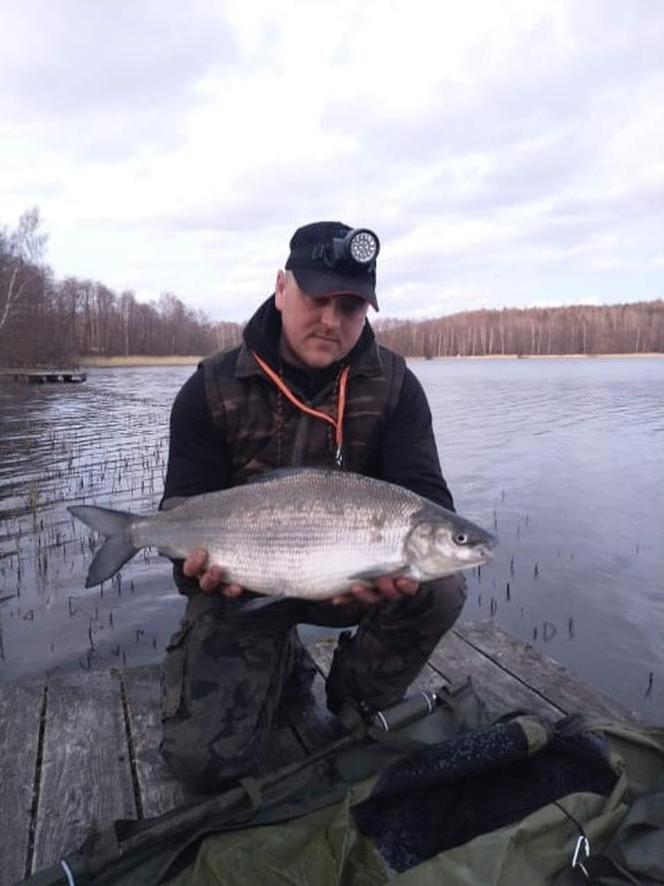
left=1, top=208, right=663, bottom=367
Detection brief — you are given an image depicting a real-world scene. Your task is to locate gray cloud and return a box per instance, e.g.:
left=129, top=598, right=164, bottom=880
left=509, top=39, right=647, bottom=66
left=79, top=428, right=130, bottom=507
left=1, top=2, right=236, bottom=113
left=321, top=3, right=664, bottom=213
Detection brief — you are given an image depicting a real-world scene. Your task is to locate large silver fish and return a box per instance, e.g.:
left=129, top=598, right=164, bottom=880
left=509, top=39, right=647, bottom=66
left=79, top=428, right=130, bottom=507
left=69, top=469, right=496, bottom=598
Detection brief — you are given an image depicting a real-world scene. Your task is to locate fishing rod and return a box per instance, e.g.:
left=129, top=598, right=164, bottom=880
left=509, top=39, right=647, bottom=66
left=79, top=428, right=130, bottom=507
left=22, top=687, right=446, bottom=886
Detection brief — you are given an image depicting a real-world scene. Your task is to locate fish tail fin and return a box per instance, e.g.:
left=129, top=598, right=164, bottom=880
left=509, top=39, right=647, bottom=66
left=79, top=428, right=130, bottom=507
left=68, top=505, right=139, bottom=588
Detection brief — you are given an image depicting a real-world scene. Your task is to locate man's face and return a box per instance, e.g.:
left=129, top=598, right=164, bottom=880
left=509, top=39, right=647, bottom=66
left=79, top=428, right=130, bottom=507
left=274, top=270, right=369, bottom=369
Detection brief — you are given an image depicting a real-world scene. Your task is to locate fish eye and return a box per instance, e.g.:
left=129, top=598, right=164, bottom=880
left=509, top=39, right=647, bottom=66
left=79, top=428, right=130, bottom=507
left=454, top=532, right=469, bottom=545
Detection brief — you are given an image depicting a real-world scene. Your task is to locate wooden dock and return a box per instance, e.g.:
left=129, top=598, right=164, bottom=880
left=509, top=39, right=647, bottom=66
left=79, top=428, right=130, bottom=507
left=0, top=621, right=638, bottom=886
left=0, top=368, right=87, bottom=384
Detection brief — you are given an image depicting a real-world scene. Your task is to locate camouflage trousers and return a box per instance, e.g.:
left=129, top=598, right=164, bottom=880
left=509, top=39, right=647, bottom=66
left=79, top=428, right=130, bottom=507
left=160, top=575, right=467, bottom=792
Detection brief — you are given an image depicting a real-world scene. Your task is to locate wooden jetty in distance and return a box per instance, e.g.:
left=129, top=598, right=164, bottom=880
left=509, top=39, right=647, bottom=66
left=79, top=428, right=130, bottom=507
left=0, top=621, right=641, bottom=886
left=0, top=368, right=87, bottom=384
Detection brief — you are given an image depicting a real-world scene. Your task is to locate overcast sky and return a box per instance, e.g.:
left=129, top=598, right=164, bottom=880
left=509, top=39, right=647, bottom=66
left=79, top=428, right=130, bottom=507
left=1, top=0, right=663, bottom=321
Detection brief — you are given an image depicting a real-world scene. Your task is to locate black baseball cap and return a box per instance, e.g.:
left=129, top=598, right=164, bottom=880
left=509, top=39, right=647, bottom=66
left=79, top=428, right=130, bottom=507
left=285, top=221, right=379, bottom=310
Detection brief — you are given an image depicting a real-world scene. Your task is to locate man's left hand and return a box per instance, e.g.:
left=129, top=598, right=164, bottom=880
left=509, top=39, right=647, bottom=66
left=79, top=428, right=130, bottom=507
left=331, top=575, right=419, bottom=606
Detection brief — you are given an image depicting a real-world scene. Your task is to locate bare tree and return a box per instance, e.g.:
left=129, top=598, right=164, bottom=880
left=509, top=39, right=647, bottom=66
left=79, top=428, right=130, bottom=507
left=0, top=207, right=48, bottom=341
left=375, top=301, right=664, bottom=358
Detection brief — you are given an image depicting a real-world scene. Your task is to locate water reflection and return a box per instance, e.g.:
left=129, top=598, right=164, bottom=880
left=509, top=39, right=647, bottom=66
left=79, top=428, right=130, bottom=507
left=412, top=357, right=664, bottom=718
left=0, top=368, right=189, bottom=678
left=1, top=358, right=663, bottom=718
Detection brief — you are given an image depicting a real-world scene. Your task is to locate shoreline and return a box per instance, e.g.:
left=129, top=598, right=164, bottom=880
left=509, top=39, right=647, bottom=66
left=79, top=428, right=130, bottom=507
left=409, top=352, right=664, bottom=361
left=77, top=352, right=664, bottom=368
left=80, top=355, right=202, bottom=367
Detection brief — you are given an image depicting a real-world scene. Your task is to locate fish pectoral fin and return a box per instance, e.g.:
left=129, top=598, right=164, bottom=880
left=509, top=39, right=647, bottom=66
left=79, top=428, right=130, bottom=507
left=347, top=565, right=410, bottom=584
left=234, top=596, right=286, bottom=614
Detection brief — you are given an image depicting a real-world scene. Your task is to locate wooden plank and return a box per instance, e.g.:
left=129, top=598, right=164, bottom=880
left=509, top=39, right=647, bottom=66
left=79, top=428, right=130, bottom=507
left=0, top=679, right=44, bottom=886
left=31, top=672, right=137, bottom=872
left=428, top=630, right=563, bottom=719
left=456, top=622, right=639, bottom=721
left=308, top=625, right=632, bottom=722
left=119, top=665, right=188, bottom=819
left=0, top=368, right=86, bottom=383
left=410, top=663, right=450, bottom=695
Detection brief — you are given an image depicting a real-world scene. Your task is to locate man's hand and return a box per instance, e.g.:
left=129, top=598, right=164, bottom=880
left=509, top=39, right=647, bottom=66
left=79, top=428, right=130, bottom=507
left=330, top=575, right=419, bottom=606
left=183, top=548, right=245, bottom=597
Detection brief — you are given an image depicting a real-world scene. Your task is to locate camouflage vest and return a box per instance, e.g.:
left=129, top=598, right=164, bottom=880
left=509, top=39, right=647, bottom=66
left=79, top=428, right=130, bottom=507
left=200, top=340, right=405, bottom=484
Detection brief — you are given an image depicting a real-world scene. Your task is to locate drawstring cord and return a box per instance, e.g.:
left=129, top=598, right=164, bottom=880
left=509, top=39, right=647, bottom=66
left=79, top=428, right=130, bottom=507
left=59, top=859, right=77, bottom=886
left=554, top=799, right=645, bottom=885
left=554, top=801, right=591, bottom=880
left=251, top=351, right=350, bottom=468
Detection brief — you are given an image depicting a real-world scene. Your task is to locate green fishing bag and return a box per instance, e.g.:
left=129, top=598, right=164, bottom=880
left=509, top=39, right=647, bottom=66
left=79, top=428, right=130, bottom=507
left=163, top=717, right=664, bottom=886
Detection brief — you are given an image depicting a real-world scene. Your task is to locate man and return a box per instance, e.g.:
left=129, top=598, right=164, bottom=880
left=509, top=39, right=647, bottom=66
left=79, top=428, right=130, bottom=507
left=160, top=221, right=467, bottom=791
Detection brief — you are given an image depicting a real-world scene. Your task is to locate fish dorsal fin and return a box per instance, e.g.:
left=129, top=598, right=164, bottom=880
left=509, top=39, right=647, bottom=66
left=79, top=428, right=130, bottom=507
left=233, top=596, right=286, bottom=614
left=245, top=467, right=337, bottom=485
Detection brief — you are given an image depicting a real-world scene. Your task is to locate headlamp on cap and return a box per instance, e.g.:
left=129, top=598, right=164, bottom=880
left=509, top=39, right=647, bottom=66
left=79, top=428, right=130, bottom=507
left=314, top=228, right=380, bottom=270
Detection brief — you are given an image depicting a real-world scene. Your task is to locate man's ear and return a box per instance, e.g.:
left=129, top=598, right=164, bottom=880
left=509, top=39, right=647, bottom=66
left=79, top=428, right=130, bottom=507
left=274, top=269, right=286, bottom=310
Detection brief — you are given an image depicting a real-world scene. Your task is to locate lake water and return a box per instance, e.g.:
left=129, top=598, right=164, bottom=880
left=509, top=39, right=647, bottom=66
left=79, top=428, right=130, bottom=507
left=0, top=358, right=662, bottom=718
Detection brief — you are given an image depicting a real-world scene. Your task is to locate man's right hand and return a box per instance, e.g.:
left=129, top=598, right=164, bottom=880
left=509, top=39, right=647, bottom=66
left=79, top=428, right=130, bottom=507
left=182, top=548, right=245, bottom=597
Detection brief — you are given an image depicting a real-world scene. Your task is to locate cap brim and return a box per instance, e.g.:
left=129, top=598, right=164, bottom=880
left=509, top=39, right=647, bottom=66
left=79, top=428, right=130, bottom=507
left=292, top=268, right=378, bottom=311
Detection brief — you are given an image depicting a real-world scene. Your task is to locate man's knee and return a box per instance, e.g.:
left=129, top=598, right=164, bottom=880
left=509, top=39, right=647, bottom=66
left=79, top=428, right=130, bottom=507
left=421, top=571, right=468, bottom=627
left=160, top=723, right=263, bottom=792
left=160, top=668, right=279, bottom=792
left=159, top=604, right=296, bottom=790
left=373, top=571, right=468, bottom=636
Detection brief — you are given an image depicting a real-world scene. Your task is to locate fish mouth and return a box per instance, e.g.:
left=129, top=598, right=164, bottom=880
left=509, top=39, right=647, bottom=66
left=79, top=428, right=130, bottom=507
left=478, top=531, right=498, bottom=553
left=470, top=544, right=495, bottom=565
